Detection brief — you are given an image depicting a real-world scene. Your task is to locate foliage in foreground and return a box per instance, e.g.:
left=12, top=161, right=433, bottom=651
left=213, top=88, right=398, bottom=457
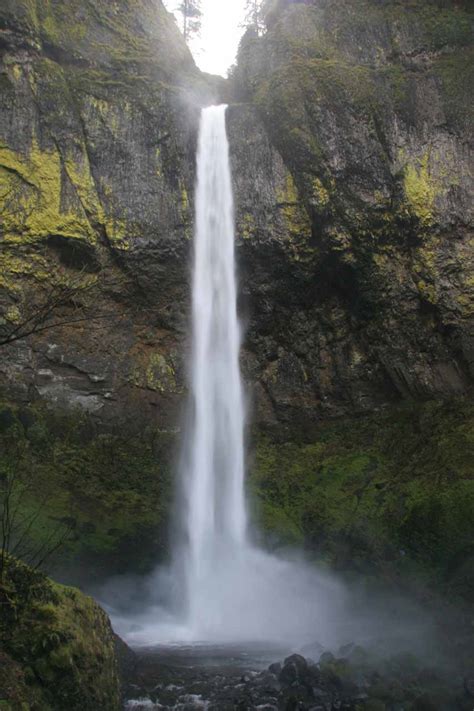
left=0, top=400, right=174, bottom=580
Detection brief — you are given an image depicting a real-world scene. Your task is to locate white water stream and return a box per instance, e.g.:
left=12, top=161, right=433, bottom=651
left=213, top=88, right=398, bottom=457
left=184, top=104, right=247, bottom=611
left=109, top=105, right=346, bottom=646
left=158, top=105, right=344, bottom=644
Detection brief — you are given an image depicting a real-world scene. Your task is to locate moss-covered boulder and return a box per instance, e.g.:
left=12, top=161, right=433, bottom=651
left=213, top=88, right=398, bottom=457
left=0, top=556, right=120, bottom=710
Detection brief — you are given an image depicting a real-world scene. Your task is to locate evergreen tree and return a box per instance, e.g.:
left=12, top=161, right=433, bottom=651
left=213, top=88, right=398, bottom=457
left=243, top=0, right=265, bottom=35
left=177, top=0, right=202, bottom=42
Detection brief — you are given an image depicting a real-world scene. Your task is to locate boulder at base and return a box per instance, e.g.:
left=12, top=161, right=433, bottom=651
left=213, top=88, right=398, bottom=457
left=0, top=556, right=121, bottom=710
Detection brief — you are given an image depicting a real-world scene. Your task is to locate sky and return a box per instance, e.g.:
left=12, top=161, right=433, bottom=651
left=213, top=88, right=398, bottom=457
left=163, top=0, right=248, bottom=76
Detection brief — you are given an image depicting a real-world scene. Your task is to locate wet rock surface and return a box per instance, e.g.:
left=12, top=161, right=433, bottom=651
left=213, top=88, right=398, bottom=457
left=232, top=0, right=474, bottom=426
left=123, top=646, right=474, bottom=711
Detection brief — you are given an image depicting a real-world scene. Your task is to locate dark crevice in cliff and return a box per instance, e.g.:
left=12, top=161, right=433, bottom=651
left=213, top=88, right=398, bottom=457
left=44, top=235, right=101, bottom=272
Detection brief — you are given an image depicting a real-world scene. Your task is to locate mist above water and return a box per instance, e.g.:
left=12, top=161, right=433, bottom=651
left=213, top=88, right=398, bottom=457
left=107, top=106, right=435, bottom=656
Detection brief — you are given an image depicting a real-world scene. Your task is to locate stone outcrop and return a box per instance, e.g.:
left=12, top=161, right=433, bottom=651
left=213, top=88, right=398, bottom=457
left=0, top=556, right=121, bottom=709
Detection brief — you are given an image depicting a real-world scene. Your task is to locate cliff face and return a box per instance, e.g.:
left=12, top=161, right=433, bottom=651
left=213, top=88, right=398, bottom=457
left=0, top=0, right=205, bottom=426
left=0, top=0, right=206, bottom=577
left=233, top=0, right=473, bottom=428
left=0, top=0, right=473, bottom=590
left=1, top=0, right=472, bottom=431
left=230, top=0, right=474, bottom=599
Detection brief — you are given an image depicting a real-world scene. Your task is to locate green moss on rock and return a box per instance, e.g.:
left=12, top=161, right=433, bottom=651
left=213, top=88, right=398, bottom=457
left=403, top=152, right=438, bottom=226
left=0, top=139, right=96, bottom=243
left=0, top=401, right=174, bottom=577
left=238, top=0, right=472, bottom=248
left=0, top=556, right=120, bottom=710
left=249, top=400, right=474, bottom=600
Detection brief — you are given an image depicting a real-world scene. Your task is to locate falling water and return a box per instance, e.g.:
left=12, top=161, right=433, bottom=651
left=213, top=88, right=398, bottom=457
left=183, top=104, right=247, bottom=629
left=174, top=106, right=346, bottom=644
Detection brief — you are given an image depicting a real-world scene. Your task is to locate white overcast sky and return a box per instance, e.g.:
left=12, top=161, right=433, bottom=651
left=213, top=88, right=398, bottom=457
left=163, top=0, right=247, bottom=76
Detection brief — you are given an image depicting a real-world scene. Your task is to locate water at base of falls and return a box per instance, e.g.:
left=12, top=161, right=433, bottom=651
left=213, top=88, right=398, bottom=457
left=112, top=546, right=348, bottom=647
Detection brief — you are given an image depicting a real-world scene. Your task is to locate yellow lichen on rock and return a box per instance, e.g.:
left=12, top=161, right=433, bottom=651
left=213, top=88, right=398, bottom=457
left=146, top=352, right=178, bottom=393
left=129, top=351, right=180, bottom=394
left=0, top=135, right=117, bottom=293
left=181, top=185, right=189, bottom=213
left=403, top=152, right=438, bottom=226
left=0, top=251, right=50, bottom=290
left=241, top=212, right=256, bottom=240
left=0, top=139, right=96, bottom=242
left=417, top=279, right=437, bottom=304
left=312, top=177, right=330, bottom=207
left=277, top=172, right=312, bottom=241
left=64, top=152, right=102, bottom=222
left=104, top=216, right=132, bottom=246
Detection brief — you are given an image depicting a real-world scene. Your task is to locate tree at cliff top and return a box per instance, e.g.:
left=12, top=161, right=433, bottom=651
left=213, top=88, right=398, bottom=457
left=243, top=0, right=266, bottom=35
left=176, top=0, right=202, bottom=43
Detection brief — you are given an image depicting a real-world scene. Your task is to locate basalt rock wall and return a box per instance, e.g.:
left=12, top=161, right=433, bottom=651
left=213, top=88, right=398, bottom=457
left=232, top=0, right=474, bottom=431
left=0, top=0, right=205, bottom=430
left=1, top=0, right=473, bottom=433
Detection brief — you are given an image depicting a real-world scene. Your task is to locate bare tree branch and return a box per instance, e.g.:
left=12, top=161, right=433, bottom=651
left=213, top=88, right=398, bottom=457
left=0, top=437, right=74, bottom=580
left=0, top=267, right=129, bottom=348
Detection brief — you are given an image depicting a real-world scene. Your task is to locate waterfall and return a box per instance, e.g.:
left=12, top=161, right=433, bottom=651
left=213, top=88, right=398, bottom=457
left=183, top=104, right=247, bottom=630
left=174, top=106, right=344, bottom=643
left=109, top=105, right=434, bottom=656
left=112, top=105, right=349, bottom=648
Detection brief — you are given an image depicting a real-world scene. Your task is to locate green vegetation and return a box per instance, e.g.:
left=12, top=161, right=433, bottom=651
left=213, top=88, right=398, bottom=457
left=2, top=397, right=474, bottom=602
left=0, top=401, right=174, bottom=577
left=0, top=556, right=120, bottom=710
left=249, top=400, right=474, bottom=600
left=0, top=139, right=96, bottom=244
left=403, top=152, right=438, bottom=226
